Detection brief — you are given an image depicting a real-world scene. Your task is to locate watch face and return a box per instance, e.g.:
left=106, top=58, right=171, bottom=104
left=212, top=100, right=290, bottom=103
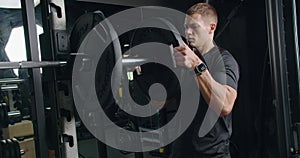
left=200, top=64, right=207, bottom=71
left=194, top=63, right=207, bottom=75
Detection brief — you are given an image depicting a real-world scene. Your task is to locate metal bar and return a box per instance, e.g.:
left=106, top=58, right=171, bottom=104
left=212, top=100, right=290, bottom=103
left=20, top=0, right=49, bottom=158
left=288, top=0, right=300, bottom=155
left=0, top=78, right=25, bottom=84
left=0, top=84, right=18, bottom=90
left=265, top=0, right=292, bottom=157
left=70, top=54, right=148, bottom=67
left=0, top=61, right=67, bottom=69
left=292, top=0, right=300, bottom=118
left=292, top=0, right=299, bottom=66
left=40, top=0, right=64, bottom=157
left=122, top=58, right=148, bottom=67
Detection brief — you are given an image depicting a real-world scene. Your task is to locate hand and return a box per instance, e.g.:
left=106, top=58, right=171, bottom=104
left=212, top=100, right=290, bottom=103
left=173, top=43, right=202, bottom=70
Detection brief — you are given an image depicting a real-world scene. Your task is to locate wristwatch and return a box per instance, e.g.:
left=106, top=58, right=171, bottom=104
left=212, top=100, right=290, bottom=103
left=194, top=63, right=207, bottom=76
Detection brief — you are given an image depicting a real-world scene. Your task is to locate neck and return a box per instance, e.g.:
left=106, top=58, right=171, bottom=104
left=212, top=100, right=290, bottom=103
left=196, top=41, right=215, bottom=55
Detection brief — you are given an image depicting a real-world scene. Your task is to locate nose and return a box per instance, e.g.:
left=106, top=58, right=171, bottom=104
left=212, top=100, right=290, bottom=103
left=185, top=27, right=192, bottom=36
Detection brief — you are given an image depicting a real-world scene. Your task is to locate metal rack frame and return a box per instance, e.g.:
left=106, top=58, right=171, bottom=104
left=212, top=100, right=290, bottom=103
left=20, top=0, right=49, bottom=158
left=266, top=0, right=300, bottom=157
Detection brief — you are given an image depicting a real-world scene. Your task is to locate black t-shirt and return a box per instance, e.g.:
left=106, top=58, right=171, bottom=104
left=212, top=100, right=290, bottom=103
left=170, top=46, right=240, bottom=158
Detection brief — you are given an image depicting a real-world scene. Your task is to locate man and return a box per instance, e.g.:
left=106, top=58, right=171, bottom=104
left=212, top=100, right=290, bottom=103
left=170, top=3, right=240, bottom=158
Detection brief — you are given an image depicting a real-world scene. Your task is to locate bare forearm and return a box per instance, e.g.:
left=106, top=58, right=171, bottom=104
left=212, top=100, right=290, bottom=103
left=195, top=70, right=236, bottom=116
left=173, top=44, right=237, bottom=116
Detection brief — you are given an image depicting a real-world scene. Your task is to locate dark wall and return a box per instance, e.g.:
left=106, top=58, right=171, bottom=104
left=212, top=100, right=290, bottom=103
left=211, top=0, right=279, bottom=158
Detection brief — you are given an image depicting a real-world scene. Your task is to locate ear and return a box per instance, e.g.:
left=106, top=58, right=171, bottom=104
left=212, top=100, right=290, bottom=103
left=209, top=23, right=216, bottom=33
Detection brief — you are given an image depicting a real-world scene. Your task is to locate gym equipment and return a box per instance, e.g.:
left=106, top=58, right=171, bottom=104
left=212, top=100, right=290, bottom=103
left=69, top=7, right=186, bottom=156
left=70, top=11, right=186, bottom=120
left=130, top=17, right=184, bottom=51
left=0, top=103, right=22, bottom=128
left=0, top=61, right=67, bottom=69
left=0, top=103, right=9, bottom=128
left=128, top=17, right=185, bottom=109
left=71, top=11, right=186, bottom=155
left=0, top=79, right=24, bottom=84
left=70, top=10, right=122, bottom=122
left=0, top=138, right=24, bottom=158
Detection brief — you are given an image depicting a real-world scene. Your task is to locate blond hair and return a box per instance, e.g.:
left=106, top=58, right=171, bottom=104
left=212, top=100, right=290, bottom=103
left=186, top=3, right=218, bottom=24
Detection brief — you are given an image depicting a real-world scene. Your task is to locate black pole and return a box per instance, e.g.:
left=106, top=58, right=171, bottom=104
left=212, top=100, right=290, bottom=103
left=39, top=0, right=65, bottom=157
left=265, top=0, right=292, bottom=157
left=20, top=0, right=49, bottom=158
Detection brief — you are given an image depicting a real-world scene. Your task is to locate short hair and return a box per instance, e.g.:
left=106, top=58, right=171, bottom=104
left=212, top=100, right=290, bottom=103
left=186, top=3, right=218, bottom=24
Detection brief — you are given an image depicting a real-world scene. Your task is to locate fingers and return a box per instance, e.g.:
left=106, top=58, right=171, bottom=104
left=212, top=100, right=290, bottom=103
left=173, top=45, right=187, bottom=67
left=175, top=61, right=185, bottom=67
left=174, top=43, right=192, bottom=55
left=173, top=51, right=190, bottom=67
left=172, top=43, right=198, bottom=69
left=174, top=45, right=186, bottom=51
left=174, top=53, right=184, bottom=60
left=174, top=46, right=186, bottom=57
left=175, top=57, right=193, bottom=68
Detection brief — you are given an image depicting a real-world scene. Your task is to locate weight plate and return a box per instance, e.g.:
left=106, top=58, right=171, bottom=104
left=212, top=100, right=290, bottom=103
left=0, top=139, right=3, bottom=158
left=129, top=18, right=184, bottom=108
left=71, top=11, right=122, bottom=120
left=1, top=140, right=10, bottom=158
left=72, top=6, right=200, bottom=152
left=11, top=138, right=21, bottom=158
left=70, top=11, right=107, bottom=52
left=2, top=104, right=9, bottom=128
left=7, top=139, right=16, bottom=158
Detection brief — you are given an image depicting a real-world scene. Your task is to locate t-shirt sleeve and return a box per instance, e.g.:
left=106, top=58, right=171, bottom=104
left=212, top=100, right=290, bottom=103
left=205, top=49, right=240, bottom=90
left=222, top=51, right=240, bottom=90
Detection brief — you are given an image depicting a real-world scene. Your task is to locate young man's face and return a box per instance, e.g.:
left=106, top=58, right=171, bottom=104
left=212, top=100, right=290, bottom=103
left=184, top=13, right=212, bottom=49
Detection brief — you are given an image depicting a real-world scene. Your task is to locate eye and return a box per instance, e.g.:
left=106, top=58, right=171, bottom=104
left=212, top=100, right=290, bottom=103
left=184, top=24, right=199, bottom=30
left=190, top=24, right=199, bottom=30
